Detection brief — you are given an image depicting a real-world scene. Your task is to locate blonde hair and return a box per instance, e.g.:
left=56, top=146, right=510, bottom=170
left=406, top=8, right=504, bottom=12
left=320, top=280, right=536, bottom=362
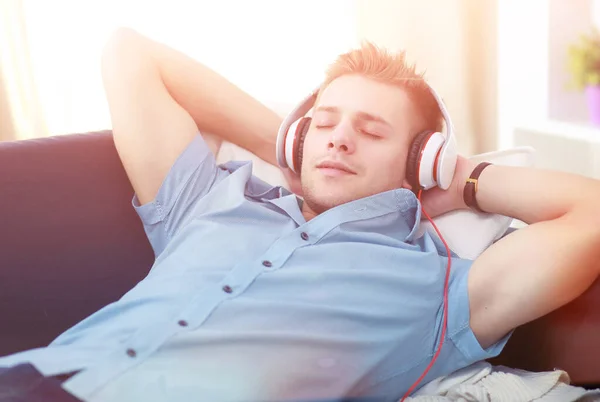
left=320, top=41, right=444, bottom=133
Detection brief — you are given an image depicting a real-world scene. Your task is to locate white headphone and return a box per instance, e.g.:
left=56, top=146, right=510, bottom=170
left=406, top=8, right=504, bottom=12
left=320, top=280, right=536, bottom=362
left=275, top=82, right=458, bottom=191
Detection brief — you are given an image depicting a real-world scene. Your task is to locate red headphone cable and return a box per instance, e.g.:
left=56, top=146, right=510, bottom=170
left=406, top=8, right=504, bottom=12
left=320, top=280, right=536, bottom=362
left=398, top=189, right=452, bottom=402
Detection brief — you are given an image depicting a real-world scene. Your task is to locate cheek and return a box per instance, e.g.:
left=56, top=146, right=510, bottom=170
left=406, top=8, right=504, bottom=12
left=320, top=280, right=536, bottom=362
left=301, top=133, right=318, bottom=160
left=365, top=146, right=407, bottom=182
left=300, top=135, right=319, bottom=175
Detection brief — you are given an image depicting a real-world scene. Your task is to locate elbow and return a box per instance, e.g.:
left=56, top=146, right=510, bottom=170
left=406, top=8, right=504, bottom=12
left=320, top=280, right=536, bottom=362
left=101, top=27, right=144, bottom=69
left=101, top=28, right=148, bottom=83
left=579, top=209, right=600, bottom=277
left=592, top=230, right=600, bottom=278
left=567, top=199, right=600, bottom=229
left=562, top=202, right=600, bottom=276
left=102, top=27, right=141, bottom=53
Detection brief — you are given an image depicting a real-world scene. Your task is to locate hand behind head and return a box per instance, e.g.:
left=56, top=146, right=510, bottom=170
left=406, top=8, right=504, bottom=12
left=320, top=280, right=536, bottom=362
left=419, top=155, right=475, bottom=218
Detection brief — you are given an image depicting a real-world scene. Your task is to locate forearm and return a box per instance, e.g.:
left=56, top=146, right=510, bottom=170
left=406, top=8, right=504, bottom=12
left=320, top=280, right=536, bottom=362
left=471, top=164, right=600, bottom=224
left=126, top=28, right=281, bottom=165
left=468, top=164, right=600, bottom=344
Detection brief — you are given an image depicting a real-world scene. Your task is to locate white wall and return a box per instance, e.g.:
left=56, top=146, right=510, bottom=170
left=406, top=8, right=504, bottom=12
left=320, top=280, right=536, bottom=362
left=355, top=0, right=475, bottom=154
left=462, top=0, right=499, bottom=154
left=21, top=0, right=358, bottom=136
left=355, top=0, right=499, bottom=155
left=497, top=0, right=549, bottom=149
left=503, top=0, right=600, bottom=178
left=547, top=0, right=593, bottom=124
left=498, top=0, right=600, bottom=151
left=20, top=1, right=598, bottom=156
left=20, top=0, right=499, bottom=155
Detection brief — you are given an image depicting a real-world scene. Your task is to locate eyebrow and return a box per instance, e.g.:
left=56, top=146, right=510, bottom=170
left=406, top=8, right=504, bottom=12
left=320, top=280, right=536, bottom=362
left=314, top=106, right=392, bottom=129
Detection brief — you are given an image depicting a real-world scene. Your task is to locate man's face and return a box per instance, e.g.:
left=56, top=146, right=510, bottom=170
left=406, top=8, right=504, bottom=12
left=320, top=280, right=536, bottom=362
left=300, top=74, right=426, bottom=215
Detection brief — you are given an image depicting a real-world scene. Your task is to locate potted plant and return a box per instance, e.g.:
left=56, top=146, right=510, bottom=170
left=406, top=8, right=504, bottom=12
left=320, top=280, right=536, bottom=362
left=567, top=28, right=600, bottom=125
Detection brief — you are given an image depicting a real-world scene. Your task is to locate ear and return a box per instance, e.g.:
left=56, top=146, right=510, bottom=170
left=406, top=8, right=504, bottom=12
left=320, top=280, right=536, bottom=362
left=401, top=178, right=413, bottom=191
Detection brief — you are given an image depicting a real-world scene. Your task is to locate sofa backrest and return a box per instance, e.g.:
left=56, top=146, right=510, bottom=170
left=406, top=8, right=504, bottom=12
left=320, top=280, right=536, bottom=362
left=0, top=131, right=154, bottom=355
left=0, top=131, right=599, bottom=387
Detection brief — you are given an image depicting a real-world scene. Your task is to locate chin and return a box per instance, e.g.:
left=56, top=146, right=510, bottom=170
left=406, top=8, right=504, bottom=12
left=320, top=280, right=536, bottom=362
left=302, top=185, right=360, bottom=214
left=302, top=197, right=342, bottom=215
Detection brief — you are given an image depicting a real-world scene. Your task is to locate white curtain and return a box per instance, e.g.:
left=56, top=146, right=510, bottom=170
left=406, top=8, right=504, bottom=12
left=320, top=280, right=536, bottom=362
left=1, top=0, right=358, bottom=139
left=1, top=0, right=499, bottom=155
left=0, top=0, right=47, bottom=141
left=355, top=0, right=499, bottom=155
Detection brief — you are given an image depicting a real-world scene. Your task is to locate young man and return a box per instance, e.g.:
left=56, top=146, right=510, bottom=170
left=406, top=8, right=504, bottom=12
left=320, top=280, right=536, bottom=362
left=0, top=28, right=599, bottom=402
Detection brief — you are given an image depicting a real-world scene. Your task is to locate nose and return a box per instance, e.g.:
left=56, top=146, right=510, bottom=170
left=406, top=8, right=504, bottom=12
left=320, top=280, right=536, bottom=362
left=327, top=125, right=355, bottom=154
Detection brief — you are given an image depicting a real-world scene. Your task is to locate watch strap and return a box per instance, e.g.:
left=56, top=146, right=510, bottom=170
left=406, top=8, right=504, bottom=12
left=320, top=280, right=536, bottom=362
left=463, top=162, right=492, bottom=213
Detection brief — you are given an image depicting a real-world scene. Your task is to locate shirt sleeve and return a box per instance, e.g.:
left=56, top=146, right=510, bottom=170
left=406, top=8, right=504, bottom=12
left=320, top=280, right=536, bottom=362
left=446, top=256, right=514, bottom=362
left=131, top=133, right=223, bottom=257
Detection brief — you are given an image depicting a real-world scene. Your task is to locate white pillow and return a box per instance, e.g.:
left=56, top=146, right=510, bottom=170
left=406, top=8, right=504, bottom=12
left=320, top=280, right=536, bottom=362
left=416, top=146, right=535, bottom=260
left=216, top=102, right=297, bottom=187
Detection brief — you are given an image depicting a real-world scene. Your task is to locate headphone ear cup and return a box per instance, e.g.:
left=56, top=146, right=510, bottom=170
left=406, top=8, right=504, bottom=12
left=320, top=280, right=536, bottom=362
left=406, top=131, right=446, bottom=191
left=406, top=131, right=435, bottom=191
left=283, top=117, right=308, bottom=173
left=276, top=87, right=319, bottom=169
left=292, top=117, right=311, bottom=173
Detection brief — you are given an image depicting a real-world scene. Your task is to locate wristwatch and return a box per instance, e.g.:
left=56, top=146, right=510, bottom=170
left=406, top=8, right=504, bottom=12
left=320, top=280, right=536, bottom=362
left=463, top=162, right=492, bottom=213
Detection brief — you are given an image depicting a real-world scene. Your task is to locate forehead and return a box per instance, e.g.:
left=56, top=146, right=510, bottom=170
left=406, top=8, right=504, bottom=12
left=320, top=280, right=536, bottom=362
left=315, top=75, right=416, bottom=127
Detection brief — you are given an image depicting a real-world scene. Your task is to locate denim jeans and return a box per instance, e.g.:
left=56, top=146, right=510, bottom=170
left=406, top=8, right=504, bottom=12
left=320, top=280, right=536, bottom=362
left=0, top=363, right=389, bottom=401
left=0, top=364, right=81, bottom=402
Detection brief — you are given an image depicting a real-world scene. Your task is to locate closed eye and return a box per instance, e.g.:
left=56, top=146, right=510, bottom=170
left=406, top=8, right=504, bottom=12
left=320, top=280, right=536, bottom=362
left=315, top=124, right=334, bottom=130
left=359, top=129, right=381, bottom=138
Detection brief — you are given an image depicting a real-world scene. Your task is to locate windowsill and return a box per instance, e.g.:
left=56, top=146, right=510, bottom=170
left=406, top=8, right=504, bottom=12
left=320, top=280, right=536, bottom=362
left=514, top=119, right=600, bottom=144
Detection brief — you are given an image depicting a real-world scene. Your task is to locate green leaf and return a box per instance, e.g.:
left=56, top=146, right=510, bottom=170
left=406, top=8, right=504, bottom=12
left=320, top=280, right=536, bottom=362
left=566, top=28, right=600, bottom=90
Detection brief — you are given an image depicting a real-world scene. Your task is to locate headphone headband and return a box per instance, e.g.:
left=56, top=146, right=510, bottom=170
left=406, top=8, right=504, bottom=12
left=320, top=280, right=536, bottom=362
left=424, top=83, right=457, bottom=189
left=423, top=84, right=455, bottom=163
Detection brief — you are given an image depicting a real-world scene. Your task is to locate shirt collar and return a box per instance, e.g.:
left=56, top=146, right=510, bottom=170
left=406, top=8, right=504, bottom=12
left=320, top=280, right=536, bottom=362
left=311, top=188, right=422, bottom=242
left=238, top=161, right=421, bottom=243
left=269, top=193, right=306, bottom=226
left=271, top=187, right=422, bottom=243
left=243, top=178, right=307, bottom=226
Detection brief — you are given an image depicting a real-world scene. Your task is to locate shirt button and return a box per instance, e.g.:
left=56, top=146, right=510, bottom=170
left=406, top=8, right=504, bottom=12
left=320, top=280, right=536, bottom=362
left=178, top=320, right=188, bottom=327
left=126, top=348, right=136, bottom=358
left=300, top=232, right=309, bottom=241
left=262, top=260, right=272, bottom=268
left=222, top=285, right=233, bottom=294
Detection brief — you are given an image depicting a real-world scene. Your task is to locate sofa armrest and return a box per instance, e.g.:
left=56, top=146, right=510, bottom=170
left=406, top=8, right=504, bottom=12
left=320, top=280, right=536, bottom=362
left=0, top=131, right=154, bottom=356
left=490, top=227, right=600, bottom=386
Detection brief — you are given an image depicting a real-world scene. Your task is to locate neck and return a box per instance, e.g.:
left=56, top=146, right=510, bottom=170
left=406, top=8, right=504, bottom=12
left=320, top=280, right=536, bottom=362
left=301, top=203, right=318, bottom=221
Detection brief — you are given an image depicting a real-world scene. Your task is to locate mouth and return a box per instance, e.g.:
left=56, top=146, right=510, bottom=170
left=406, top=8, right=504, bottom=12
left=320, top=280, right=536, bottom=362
left=316, top=160, right=357, bottom=176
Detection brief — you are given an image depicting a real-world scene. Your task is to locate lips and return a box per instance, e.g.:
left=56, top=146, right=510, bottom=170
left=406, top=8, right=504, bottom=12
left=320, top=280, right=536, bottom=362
left=316, top=160, right=356, bottom=174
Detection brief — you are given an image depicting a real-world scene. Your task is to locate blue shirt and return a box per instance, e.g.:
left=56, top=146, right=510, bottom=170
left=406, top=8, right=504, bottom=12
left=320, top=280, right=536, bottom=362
left=0, top=133, right=511, bottom=401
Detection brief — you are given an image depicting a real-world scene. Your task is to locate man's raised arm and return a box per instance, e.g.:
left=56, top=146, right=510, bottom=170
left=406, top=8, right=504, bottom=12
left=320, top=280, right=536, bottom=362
left=462, top=162, right=600, bottom=348
left=101, top=28, right=282, bottom=205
